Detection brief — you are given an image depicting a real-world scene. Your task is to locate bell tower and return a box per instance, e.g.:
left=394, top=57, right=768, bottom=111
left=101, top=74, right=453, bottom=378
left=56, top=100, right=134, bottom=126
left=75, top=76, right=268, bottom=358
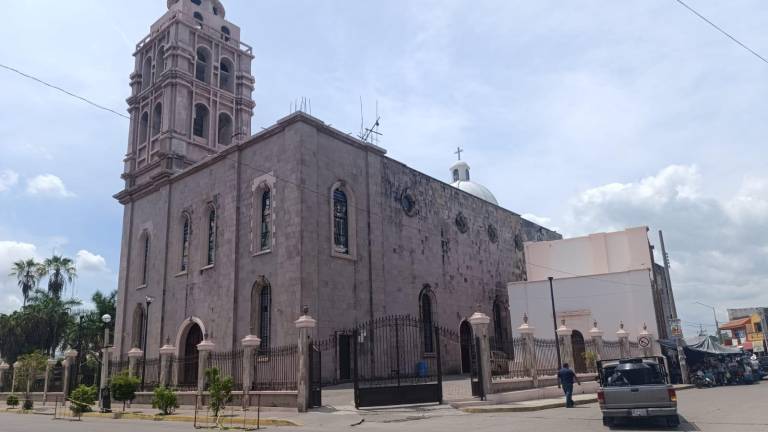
left=122, top=0, right=254, bottom=189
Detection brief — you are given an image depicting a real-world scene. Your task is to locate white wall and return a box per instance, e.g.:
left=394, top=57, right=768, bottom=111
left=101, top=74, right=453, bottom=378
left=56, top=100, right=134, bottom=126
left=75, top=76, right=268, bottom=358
left=525, top=226, right=654, bottom=282
left=507, top=269, right=660, bottom=340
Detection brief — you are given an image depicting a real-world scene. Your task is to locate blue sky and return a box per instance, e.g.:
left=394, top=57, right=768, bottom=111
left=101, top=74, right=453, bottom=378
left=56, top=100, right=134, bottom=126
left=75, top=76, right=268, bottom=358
left=1, top=1, right=767, bottom=336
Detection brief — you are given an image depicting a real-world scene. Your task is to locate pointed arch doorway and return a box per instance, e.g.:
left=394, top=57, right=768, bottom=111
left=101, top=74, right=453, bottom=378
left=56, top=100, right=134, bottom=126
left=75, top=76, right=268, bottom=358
left=460, top=320, right=473, bottom=374
left=571, top=330, right=587, bottom=373
left=181, top=323, right=203, bottom=388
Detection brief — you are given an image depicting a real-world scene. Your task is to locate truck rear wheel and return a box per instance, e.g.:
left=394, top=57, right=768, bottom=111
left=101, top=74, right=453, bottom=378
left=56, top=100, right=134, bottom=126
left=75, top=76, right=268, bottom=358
left=602, top=417, right=613, bottom=427
left=666, top=415, right=680, bottom=428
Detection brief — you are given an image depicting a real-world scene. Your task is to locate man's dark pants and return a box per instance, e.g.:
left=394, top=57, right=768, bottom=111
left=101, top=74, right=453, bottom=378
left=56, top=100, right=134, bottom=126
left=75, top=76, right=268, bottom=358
left=562, top=383, right=574, bottom=407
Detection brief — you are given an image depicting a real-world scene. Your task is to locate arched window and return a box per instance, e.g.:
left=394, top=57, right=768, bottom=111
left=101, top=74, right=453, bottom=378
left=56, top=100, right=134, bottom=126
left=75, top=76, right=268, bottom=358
left=191, top=0, right=201, bottom=5
left=206, top=207, right=216, bottom=266
left=195, top=47, right=211, bottom=83
left=193, top=11, right=204, bottom=22
left=221, top=26, right=231, bottom=42
left=217, top=113, right=233, bottom=145
left=141, top=233, right=150, bottom=286
left=420, top=289, right=435, bottom=353
left=219, top=58, right=234, bottom=92
left=466, top=168, right=471, bottom=181
left=333, top=189, right=349, bottom=253
left=193, top=104, right=209, bottom=138
left=132, top=304, right=146, bottom=348
left=139, top=111, right=149, bottom=143
left=141, top=56, right=153, bottom=91
left=213, top=6, right=219, bottom=16
left=259, top=284, right=271, bottom=350
left=260, top=188, right=271, bottom=251
left=152, top=103, right=162, bottom=136
left=157, top=46, right=166, bottom=74
left=493, top=300, right=504, bottom=346
left=180, top=214, right=190, bottom=272
left=452, top=169, right=459, bottom=182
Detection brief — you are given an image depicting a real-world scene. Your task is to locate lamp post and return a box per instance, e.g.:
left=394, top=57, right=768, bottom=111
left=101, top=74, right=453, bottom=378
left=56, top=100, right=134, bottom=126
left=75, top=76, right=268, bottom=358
left=548, top=277, right=563, bottom=373
left=695, top=301, right=722, bottom=343
left=99, top=314, right=112, bottom=412
left=141, top=296, right=153, bottom=390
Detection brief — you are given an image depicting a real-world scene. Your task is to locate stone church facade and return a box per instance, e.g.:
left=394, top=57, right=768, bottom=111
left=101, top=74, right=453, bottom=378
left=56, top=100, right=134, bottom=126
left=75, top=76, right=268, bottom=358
left=113, top=0, right=560, bottom=379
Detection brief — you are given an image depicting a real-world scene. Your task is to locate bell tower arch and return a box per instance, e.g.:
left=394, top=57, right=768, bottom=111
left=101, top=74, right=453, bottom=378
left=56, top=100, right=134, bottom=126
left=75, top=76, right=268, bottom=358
left=123, top=0, right=254, bottom=189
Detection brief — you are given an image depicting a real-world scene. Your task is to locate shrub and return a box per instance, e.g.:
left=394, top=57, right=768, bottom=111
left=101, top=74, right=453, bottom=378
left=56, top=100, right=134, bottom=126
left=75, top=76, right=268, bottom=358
left=22, top=398, right=33, bottom=411
left=69, top=385, right=97, bottom=416
left=152, top=386, right=178, bottom=415
left=205, top=368, right=233, bottom=425
left=6, top=394, right=19, bottom=408
left=110, top=372, right=139, bottom=412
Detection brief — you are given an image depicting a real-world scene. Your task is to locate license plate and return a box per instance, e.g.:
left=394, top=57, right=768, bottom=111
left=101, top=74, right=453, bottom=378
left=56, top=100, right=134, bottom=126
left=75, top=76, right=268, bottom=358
left=631, top=409, right=648, bottom=417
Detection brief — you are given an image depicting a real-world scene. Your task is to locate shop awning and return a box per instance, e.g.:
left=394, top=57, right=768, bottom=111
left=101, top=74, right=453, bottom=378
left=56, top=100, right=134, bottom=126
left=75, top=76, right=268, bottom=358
left=720, top=317, right=751, bottom=330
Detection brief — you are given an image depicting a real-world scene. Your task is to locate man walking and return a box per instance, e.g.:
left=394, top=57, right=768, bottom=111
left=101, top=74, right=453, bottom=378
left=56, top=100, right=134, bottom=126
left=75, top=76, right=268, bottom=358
left=557, top=362, right=580, bottom=408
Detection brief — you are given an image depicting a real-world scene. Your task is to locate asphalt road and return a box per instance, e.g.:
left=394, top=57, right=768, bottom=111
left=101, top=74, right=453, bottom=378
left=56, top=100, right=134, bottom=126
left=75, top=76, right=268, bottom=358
left=1, top=382, right=766, bottom=431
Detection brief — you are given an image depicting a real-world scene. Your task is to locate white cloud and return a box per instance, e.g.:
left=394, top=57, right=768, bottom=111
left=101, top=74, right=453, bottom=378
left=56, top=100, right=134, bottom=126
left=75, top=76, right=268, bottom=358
left=75, top=249, right=108, bottom=273
left=0, top=170, right=19, bottom=192
left=26, top=174, right=75, bottom=198
left=0, top=240, right=39, bottom=313
left=560, top=165, right=768, bottom=335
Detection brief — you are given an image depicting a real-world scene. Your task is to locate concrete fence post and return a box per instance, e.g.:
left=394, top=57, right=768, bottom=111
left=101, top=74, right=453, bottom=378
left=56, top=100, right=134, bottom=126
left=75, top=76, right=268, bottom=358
left=196, top=339, right=215, bottom=396
left=62, top=349, right=78, bottom=397
left=0, top=362, right=9, bottom=392
left=517, top=314, right=537, bottom=386
left=469, top=310, right=492, bottom=396
left=11, top=361, right=21, bottom=394
left=43, top=358, right=56, bottom=405
left=556, top=320, right=574, bottom=369
left=295, top=310, right=317, bottom=413
left=617, top=322, right=630, bottom=359
left=589, top=321, right=604, bottom=363
left=127, top=348, right=143, bottom=377
left=159, top=343, right=176, bottom=388
left=638, top=323, right=655, bottom=357
left=240, top=335, right=261, bottom=408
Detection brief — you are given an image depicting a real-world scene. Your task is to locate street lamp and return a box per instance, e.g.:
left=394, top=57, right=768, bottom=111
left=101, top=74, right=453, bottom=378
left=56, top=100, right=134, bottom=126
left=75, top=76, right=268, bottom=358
left=141, top=296, right=154, bottom=390
left=100, top=313, right=112, bottom=412
left=548, top=277, right=563, bottom=376
left=694, top=301, right=722, bottom=343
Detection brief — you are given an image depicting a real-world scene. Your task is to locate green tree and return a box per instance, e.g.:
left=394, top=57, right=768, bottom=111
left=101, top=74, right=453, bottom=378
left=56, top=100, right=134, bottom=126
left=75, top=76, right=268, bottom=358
left=15, top=352, right=47, bottom=395
left=152, top=386, right=179, bottom=415
left=41, top=255, right=77, bottom=300
left=69, top=384, right=97, bottom=417
left=205, top=367, right=233, bottom=426
left=110, top=372, right=139, bottom=412
left=8, top=259, right=44, bottom=306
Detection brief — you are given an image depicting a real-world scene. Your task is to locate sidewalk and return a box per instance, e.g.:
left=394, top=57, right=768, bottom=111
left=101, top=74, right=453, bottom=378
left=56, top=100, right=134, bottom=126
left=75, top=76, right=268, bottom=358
left=456, top=384, right=694, bottom=413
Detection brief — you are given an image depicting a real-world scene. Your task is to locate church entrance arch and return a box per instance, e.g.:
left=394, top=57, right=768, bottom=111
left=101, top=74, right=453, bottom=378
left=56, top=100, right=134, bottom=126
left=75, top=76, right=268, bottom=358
left=460, top=320, right=473, bottom=374
left=181, top=323, right=203, bottom=388
left=571, top=330, right=586, bottom=373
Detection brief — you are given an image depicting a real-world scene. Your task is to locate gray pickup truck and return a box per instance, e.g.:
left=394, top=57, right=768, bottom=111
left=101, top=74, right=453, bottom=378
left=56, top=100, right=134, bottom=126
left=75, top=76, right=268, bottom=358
left=597, top=357, right=679, bottom=428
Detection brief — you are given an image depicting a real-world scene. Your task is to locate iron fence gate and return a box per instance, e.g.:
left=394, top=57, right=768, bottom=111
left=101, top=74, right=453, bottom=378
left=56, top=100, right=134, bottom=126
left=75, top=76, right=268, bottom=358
left=309, top=343, right=321, bottom=408
left=352, top=315, right=443, bottom=408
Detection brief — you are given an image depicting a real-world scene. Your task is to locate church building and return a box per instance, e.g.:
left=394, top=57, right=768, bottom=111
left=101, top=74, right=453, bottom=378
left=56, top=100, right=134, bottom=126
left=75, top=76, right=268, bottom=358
left=112, top=0, right=560, bottom=383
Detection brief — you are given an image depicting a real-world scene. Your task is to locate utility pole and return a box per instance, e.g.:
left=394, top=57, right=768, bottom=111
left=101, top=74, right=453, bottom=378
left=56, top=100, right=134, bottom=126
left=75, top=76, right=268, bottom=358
left=659, top=231, right=678, bottom=319
left=695, top=301, right=722, bottom=343
left=548, top=277, right=563, bottom=374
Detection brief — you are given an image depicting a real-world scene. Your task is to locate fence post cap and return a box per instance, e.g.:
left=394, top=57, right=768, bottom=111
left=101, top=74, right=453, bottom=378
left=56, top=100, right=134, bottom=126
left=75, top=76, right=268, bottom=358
left=127, top=348, right=144, bottom=358
left=241, top=335, right=262, bottom=347
left=159, top=344, right=176, bottom=355
left=0, top=362, right=9, bottom=370
left=12, top=361, right=21, bottom=368
left=46, top=358, right=57, bottom=366
left=197, top=339, right=215, bottom=352
left=616, top=321, right=629, bottom=338
left=517, top=322, right=535, bottom=334
left=468, top=311, right=490, bottom=326
left=64, top=349, right=79, bottom=358
left=556, top=320, right=572, bottom=337
left=589, top=324, right=604, bottom=337
left=295, top=314, right=317, bottom=329
left=639, top=323, right=651, bottom=336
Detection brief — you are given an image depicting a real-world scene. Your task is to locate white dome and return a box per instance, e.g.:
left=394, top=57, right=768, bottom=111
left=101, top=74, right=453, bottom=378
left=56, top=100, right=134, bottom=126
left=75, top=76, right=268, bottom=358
left=450, top=180, right=499, bottom=205
left=448, top=159, right=498, bottom=205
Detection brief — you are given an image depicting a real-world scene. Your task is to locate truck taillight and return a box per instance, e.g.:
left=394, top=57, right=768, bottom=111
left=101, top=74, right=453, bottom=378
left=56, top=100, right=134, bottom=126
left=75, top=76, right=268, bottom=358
left=597, top=390, right=605, bottom=405
left=668, top=388, right=677, bottom=402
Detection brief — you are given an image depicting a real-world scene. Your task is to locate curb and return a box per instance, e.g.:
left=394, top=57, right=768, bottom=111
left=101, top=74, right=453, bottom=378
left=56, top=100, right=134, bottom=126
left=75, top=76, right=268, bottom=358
left=80, top=411, right=300, bottom=426
left=461, top=396, right=598, bottom=413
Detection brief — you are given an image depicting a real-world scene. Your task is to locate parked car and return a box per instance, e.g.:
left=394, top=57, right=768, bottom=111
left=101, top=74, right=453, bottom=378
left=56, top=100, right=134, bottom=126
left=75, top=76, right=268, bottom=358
left=597, top=357, right=679, bottom=428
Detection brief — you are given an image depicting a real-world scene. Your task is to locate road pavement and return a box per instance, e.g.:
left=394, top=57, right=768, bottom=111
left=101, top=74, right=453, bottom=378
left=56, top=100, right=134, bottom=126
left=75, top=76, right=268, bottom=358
left=1, top=382, right=766, bottom=431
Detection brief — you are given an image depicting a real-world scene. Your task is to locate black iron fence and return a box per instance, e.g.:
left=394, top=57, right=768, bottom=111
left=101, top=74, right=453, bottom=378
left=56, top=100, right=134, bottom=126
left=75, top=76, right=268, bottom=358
left=252, top=344, right=298, bottom=391
left=490, top=336, right=528, bottom=380
left=109, top=359, right=130, bottom=377
left=534, top=338, right=559, bottom=376
left=49, top=365, right=64, bottom=392
left=583, top=340, right=598, bottom=373
left=171, top=355, right=199, bottom=391
left=602, top=340, right=622, bottom=360
left=629, top=341, right=642, bottom=357
left=208, top=350, right=244, bottom=390
left=138, top=358, right=161, bottom=391
left=0, top=369, right=12, bottom=392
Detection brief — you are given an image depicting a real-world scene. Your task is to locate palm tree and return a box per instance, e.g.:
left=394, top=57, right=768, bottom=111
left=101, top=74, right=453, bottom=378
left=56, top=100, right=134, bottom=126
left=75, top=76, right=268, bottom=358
left=42, top=255, right=77, bottom=300
left=9, top=258, right=44, bottom=306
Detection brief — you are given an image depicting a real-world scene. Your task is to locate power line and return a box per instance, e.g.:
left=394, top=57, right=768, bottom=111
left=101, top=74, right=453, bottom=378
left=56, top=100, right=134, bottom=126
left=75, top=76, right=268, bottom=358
left=0, top=63, right=130, bottom=119
left=674, top=0, right=768, bottom=65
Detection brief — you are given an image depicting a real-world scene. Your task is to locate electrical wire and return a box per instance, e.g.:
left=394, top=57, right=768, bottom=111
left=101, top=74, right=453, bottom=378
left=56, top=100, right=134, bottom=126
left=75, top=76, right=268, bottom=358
left=674, top=0, right=768, bottom=65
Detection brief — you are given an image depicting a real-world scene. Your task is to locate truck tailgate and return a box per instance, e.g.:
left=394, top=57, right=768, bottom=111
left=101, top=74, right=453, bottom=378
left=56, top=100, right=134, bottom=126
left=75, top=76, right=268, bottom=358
left=602, top=385, right=673, bottom=409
